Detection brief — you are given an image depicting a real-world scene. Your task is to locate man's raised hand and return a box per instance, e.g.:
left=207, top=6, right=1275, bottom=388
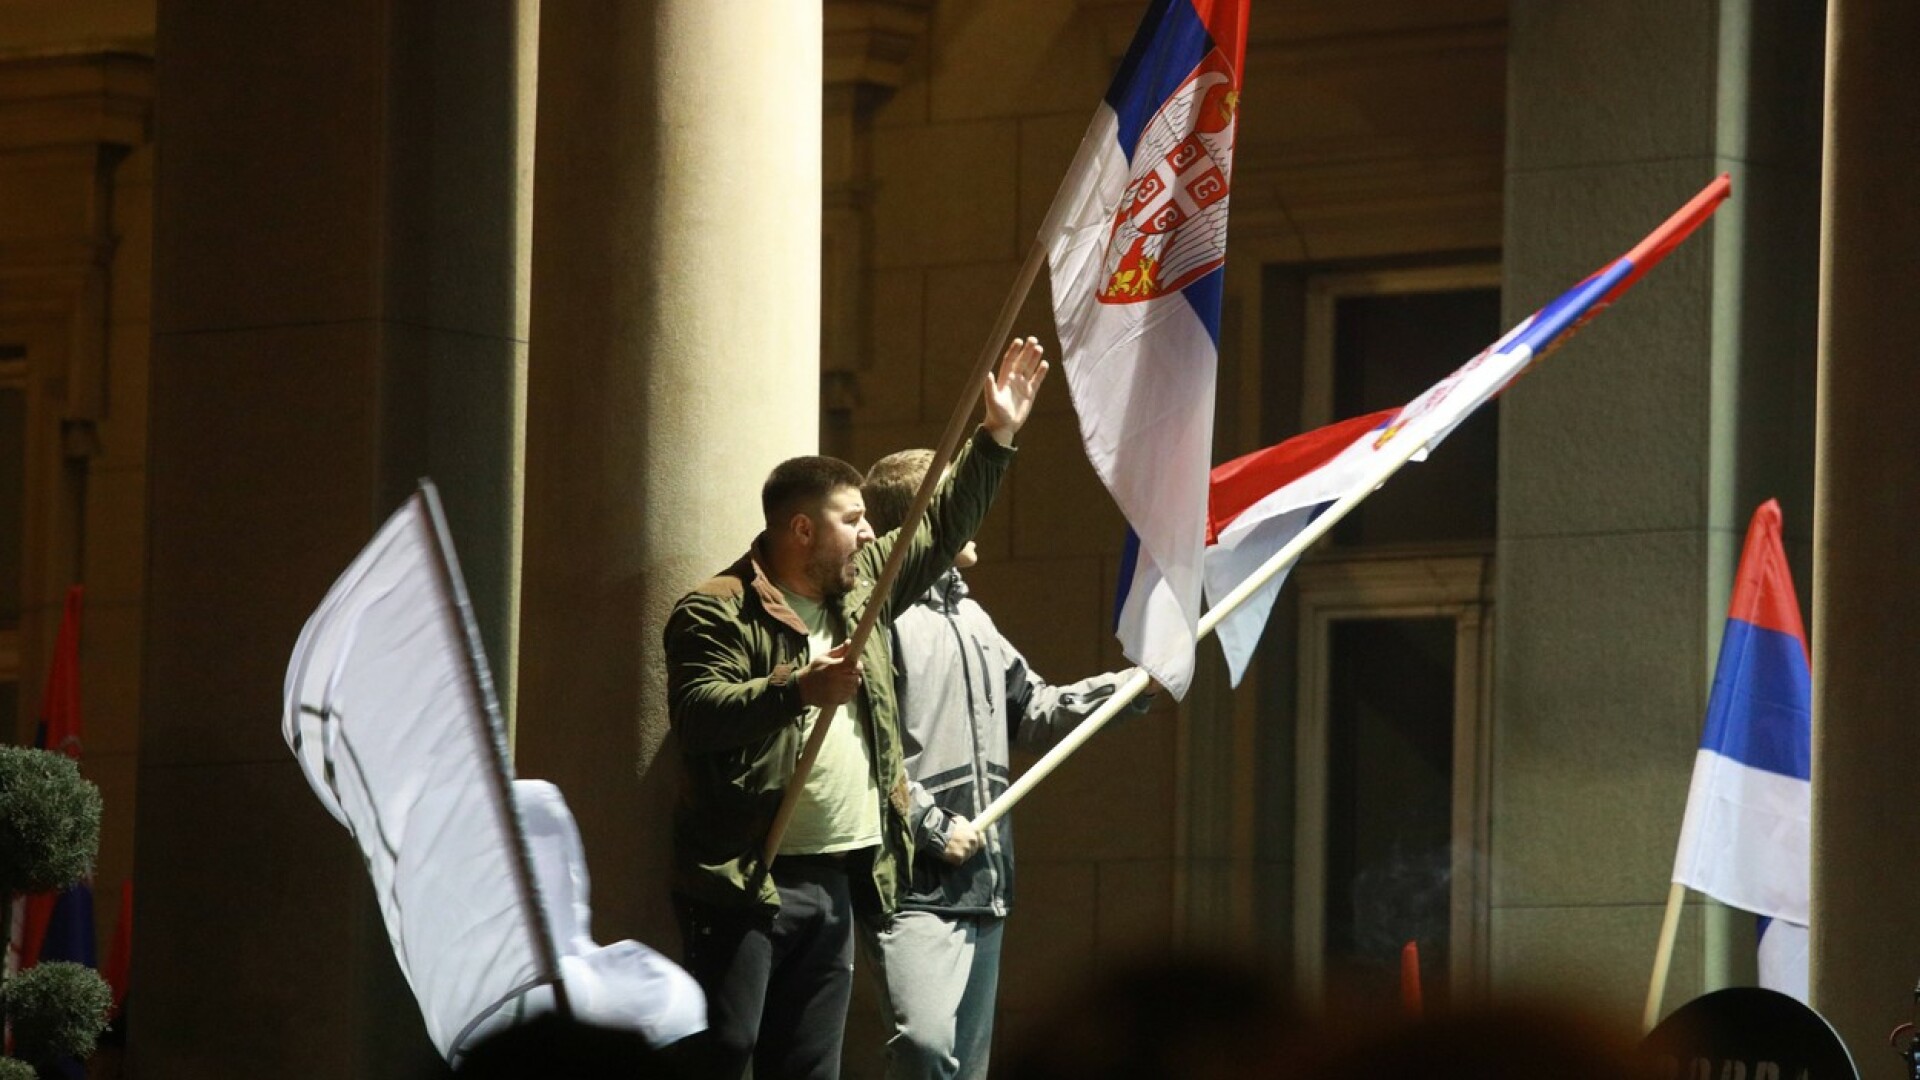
left=983, top=336, right=1050, bottom=447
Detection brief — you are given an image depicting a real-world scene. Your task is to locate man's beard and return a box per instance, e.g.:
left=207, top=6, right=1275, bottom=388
left=808, top=546, right=858, bottom=598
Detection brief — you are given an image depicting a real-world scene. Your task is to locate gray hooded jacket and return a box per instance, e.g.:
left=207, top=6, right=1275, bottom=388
left=894, top=568, right=1146, bottom=917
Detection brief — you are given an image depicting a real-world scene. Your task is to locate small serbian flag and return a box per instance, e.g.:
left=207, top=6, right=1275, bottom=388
left=1117, top=176, right=1735, bottom=685
left=11, top=585, right=97, bottom=976
left=1045, top=0, right=1248, bottom=699
left=1671, top=500, right=1811, bottom=1000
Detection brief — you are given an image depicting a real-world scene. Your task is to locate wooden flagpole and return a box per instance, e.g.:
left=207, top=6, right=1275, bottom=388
left=1643, top=881, right=1687, bottom=1030
left=761, top=238, right=1051, bottom=869
left=968, top=665, right=1153, bottom=835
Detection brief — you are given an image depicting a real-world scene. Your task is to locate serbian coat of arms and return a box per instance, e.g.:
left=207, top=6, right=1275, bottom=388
left=1098, top=48, right=1239, bottom=305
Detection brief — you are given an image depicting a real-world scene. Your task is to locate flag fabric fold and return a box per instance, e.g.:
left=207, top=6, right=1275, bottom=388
left=10, top=585, right=98, bottom=977
left=282, top=486, right=703, bottom=1061
left=1671, top=499, right=1812, bottom=1000
left=1199, top=408, right=1396, bottom=681
left=1757, top=916, right=1809, bottom=1000
left=1139, top=175, right=1733, bottom=685
left=1046, top=0, right=1248, bottom=699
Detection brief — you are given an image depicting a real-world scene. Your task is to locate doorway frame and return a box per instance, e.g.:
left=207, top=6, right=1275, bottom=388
left=1301, top=263, right=1504, bottom=430
left=1291, top=552, right=1494, bottom=1009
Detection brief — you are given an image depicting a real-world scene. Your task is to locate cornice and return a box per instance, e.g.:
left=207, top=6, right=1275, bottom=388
left=824, top=0, right=935, bottom=92
left=0, top=50, right=151, bottom=152
left=1225, top=139, right=1503, bottom=261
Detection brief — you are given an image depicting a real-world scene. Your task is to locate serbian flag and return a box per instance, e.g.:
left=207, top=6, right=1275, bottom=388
left=1200, top=408, right=1394, bottom=682
left=10, top=585, right=97, bottom=975
left=1044, top=0, right=1247, bottom=699
left=1671, top=500, right=1811, bottom=1001
left=1124, top=175, right=1734, bottom=685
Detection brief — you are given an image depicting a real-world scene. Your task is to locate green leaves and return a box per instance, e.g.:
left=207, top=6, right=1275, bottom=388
left=2, top=961, right=112, bottom=1067
left=0, top=746, right=100, bottom=895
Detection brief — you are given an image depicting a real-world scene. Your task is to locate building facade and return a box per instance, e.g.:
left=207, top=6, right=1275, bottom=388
left=0, top=1, right=1914, bottom=1076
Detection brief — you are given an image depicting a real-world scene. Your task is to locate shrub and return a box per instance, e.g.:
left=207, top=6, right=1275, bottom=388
left=2, top=962, right=112, bottom=1067
left=0, top=747, right=100, bottom=895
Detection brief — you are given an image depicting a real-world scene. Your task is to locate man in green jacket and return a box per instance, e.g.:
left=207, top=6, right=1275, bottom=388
left=662, top=337, right=1048, bottom=1080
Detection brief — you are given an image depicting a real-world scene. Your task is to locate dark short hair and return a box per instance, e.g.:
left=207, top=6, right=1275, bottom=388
left=762, top=455, right=865, bottom=529
left=863, top=449, right=935, bottom=535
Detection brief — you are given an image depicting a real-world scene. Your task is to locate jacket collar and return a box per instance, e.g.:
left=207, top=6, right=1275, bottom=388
left=742, top=535, right=811, bottom=637
left=918, top=567, right=969, bottom=613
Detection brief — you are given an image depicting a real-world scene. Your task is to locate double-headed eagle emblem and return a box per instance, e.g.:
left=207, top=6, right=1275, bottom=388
left=1099, top=51, right=1239, bottom=305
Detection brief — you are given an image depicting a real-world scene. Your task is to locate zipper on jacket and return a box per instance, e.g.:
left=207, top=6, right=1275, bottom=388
left=971, top=636, right=1007, bottom=915
left=942, top=605, right=985, bottom=824
left=942, top=587, right=1008, bottom=914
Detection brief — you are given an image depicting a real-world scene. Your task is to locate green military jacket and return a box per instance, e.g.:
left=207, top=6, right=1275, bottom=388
left=663, top=428, right=1016, bottom=917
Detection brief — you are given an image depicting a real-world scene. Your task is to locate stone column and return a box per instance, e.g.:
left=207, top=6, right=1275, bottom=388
left=1496, top=0, right=1821, bottom=1018
left=515, top=2, right=822, bottom=948
left=0, top=53, right=151, bottom=964
left=819, top=0, right=934, bottom=463
left=138, top=3, right=534, bottom=1075
left=1810, top=0, right=1920, bottom=1055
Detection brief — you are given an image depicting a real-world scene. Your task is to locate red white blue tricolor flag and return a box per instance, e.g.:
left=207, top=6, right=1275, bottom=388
left=1671, top=500, right=1811, bottom=1001
left=1159, top=175, right=1733, bottom=686
left=1200, top=408, right=1393, bottom=683
left=9, top=585, right=97, bottom=980
left=1045, top=0, right=1248, bottom=698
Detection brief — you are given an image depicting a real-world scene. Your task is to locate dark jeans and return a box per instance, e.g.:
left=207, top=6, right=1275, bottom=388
left=674, top=852, right=868, bottom=1080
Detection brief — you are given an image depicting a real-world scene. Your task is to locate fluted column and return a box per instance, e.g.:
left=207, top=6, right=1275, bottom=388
left=517, top=2, right=822, bottom=946
left=140, top=2, right=533, bottom=1075
left=1809, top=0, right=1920, bottom=1056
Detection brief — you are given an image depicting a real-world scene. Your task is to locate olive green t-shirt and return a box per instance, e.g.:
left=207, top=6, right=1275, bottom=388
left=776, top=590, right=883, bottom=855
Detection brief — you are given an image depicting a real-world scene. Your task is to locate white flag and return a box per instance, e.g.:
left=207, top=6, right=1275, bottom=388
left=282, top=485, right=703, bottom=1060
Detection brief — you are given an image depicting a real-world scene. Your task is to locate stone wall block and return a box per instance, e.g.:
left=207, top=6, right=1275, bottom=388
left=872, top=120, right=1019, bottom=268
left=1499, top=162, right=1718, bottom=540
left=1506, top=0, right=1714, bottom=172
left=1492, top=902, right=1704, bottom=1019
left=1491, top=531, right=1706, bottom=908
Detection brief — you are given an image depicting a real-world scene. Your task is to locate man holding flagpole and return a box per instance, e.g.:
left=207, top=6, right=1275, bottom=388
left=662, top=338, right=1048, bottom=1080
left=857, top=448, right=1154, bottom=1080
